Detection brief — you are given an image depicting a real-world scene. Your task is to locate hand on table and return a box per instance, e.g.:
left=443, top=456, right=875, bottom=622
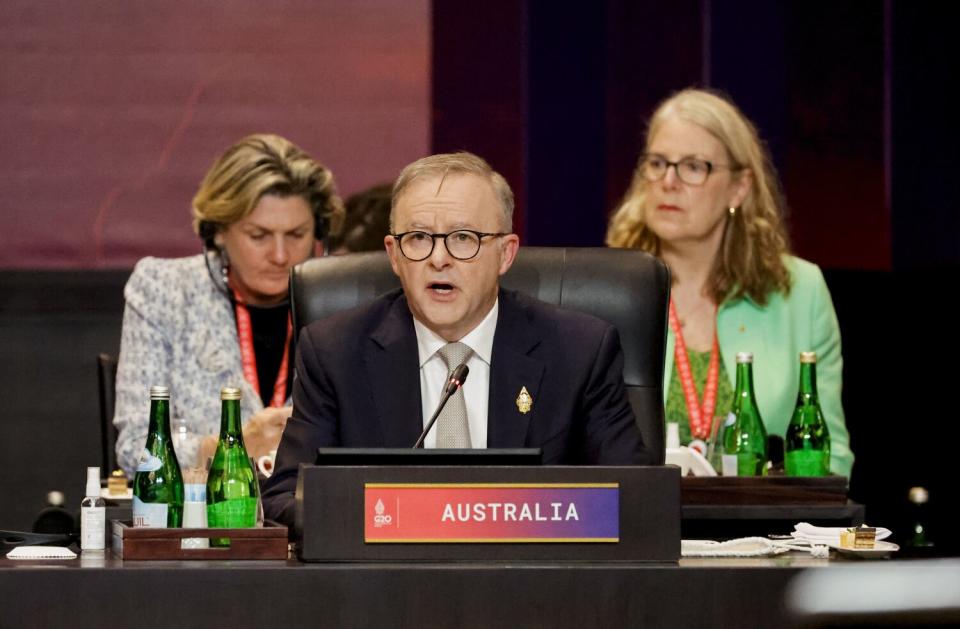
left=243, top=406, right=292, bottom=460
left=197, top=406, right=292, bottom=466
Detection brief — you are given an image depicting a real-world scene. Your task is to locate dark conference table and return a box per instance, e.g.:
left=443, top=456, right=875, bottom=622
left=1, top=470, right=875, bottom=628
left=1, top=552, right=829, bottom=628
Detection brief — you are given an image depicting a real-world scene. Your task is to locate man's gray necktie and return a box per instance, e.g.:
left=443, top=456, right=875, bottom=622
left=435, top=342, right=473, bottom=448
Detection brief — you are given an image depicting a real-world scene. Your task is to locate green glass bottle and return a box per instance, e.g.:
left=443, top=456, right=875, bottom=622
left=722, top=352, right=768, bottom=476
left=206, top=387, right=260, bottom=544
left=785, top=351, right=831, bottom=476
left=132, top=386, right=184, bottom=527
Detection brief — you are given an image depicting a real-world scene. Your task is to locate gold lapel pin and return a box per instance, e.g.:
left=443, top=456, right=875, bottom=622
left=516, top=386, right=533, bottom=414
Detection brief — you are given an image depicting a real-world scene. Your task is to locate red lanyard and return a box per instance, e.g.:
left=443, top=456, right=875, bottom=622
left=668, top=298, right=719, bottom=440
left=232, top=289, right=293, bottom=408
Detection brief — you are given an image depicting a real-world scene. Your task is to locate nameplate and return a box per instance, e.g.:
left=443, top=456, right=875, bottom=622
left=364, top=483, right=619, bottom=543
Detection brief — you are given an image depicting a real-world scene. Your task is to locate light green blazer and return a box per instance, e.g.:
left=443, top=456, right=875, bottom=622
left=663, top=256, right=854, bottom=477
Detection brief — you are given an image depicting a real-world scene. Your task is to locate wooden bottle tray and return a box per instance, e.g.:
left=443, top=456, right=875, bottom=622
left=111, top=520, right=289, bottom=560
left=681, top=475, right=849, bottom=506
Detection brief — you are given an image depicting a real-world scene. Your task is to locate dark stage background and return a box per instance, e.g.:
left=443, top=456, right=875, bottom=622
left=1, top=1, right=957, bottom=552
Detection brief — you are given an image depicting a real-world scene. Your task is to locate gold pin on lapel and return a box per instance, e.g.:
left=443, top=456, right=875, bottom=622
left=516, top=386, right=533, bottom=414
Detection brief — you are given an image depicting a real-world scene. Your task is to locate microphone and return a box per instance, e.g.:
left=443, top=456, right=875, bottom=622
left=413, top=363, right=470, bottom=449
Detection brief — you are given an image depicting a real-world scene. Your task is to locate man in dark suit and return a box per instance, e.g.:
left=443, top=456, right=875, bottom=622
left=263, top=152, right=652, bottom=525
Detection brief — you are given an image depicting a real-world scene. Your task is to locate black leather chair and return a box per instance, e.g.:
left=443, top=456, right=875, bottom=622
left=97, top=352, right=119, bottom=474
left=289, top=247, right=670, bottom=462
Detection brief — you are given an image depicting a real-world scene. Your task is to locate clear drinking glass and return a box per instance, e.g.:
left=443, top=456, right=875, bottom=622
left=250, top=456, right=265, bottom=527
left=706, top=413, right=735, bottom=474
left=171, top=418, right=200, bottom=470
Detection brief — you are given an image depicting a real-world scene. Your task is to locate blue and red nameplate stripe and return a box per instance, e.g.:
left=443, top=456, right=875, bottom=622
left=364, top=483, right=619, bottom=543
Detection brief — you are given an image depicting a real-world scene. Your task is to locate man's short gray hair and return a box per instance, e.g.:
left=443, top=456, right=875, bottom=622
left=391, top=151, right=514, bottom=232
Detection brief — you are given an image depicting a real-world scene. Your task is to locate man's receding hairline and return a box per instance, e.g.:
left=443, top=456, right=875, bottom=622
left=395, top=169, right=494, bottom=205
left=392, top=165, right=511, bottom=232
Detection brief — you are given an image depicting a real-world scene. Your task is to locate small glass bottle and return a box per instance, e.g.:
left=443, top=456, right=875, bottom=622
left=785, top=351, right=831, bottom=476
left=133, top=385, right=184, bottom=527
left=207, top=387, right=261, bottom=545
left=722, top=352, right=768, bottom=476
left=80, top=466, right=106, bottom=551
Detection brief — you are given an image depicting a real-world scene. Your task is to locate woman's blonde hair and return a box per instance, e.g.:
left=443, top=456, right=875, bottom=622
left=192, top=134, right=343, bottom=241
left=606, top=88, right=791, bottom=305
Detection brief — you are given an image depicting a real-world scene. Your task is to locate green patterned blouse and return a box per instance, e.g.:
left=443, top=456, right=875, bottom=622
left=665, top=348, right=735, bottom=445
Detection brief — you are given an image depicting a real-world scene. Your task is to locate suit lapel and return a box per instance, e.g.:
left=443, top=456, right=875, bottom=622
left=487, top=291, right=545, bottom=448
left=365, top=294, right=424, bottom=447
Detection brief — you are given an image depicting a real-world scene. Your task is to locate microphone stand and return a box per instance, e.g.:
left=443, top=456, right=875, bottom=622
left=413, top=364, right=469, bottom=449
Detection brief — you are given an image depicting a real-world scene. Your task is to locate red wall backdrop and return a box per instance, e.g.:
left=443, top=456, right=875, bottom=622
left=0, top=0, right=430, bottom=268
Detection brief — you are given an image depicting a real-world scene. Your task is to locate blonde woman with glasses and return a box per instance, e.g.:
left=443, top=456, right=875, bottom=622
left=607, top=88, right=852, bottom=477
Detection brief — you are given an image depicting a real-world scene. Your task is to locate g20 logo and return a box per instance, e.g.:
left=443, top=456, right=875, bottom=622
left=373, top=498, right=393, bottom=528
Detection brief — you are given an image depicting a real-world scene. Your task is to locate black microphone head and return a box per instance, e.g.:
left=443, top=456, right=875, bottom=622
left=444, top=363, right=470, bottom=395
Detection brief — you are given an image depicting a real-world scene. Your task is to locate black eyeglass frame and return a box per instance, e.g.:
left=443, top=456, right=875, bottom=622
left=391, top=229, right=511, bottom=261
left=640, top=154, right=740, bottom=186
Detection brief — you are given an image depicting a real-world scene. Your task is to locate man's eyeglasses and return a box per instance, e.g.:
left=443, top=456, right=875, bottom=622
left=640, top=154, right=739, bottom=186
left=392, top=230, right=510, bottom=261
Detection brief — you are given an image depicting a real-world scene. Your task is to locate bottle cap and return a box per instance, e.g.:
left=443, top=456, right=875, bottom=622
left=149, top=385, right=170, bottom=399
left=85, top=467, right=101, bottom=498
left=799, top=351, right=818, bottom=364
left=735, top=352, right=754, bottom=363
left=220, top=386, right=242, bottom=401
left=909, top=486, right=929, bottom=504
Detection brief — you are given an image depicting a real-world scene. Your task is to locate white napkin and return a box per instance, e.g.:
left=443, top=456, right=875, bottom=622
left=6, top=545, right=77, bottom=559
left=681, top=537, right=790, bottom=557
left=791, top=522, right=891, bottom=546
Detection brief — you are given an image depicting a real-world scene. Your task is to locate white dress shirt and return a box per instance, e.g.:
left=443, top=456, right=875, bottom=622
left=414, top=299, right=498, bottom=448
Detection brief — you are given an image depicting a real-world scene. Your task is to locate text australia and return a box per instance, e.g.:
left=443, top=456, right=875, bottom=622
left=441, top=501, right=579, bottom=523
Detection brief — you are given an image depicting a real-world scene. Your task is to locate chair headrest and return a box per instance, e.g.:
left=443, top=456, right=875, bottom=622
left=290, top=247, right=669, bottom=387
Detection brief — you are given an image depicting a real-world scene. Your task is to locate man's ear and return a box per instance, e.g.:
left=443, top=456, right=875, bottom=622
left=384, top=234, right=401, bottom=276
left=498, top=234, right=520, bottom=276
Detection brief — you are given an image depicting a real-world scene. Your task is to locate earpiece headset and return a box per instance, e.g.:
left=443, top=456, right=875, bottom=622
left=198, top=220, right=219, bottom=252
